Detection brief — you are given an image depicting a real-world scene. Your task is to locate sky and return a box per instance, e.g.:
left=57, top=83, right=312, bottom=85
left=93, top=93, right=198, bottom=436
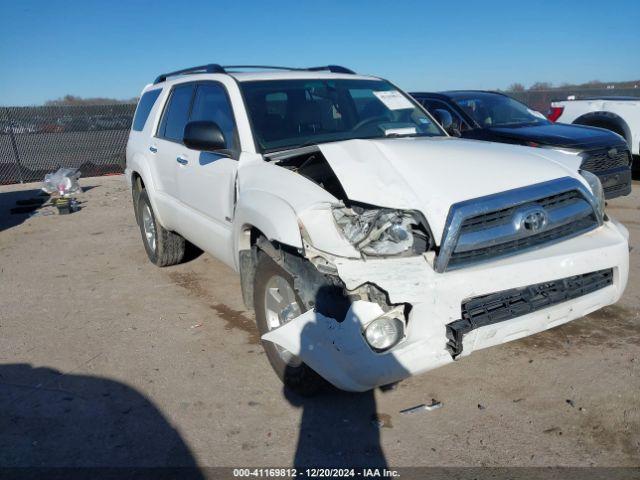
left=1, top=0, right=639, bottom=105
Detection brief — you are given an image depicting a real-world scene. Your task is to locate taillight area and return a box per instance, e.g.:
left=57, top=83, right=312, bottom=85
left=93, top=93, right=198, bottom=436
left=547, top=106, right=564, bottom=122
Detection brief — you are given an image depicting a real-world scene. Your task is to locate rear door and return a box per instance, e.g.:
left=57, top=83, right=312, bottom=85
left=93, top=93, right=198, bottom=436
left=175, top=81, right=240, bottom=264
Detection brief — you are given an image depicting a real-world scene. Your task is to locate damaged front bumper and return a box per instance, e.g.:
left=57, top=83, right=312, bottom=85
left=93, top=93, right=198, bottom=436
left=262, top=219, right=629, bottom=392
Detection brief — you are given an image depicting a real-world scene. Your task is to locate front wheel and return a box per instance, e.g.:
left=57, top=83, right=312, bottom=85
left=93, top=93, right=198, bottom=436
left=254, top=252, right=325, bottom=396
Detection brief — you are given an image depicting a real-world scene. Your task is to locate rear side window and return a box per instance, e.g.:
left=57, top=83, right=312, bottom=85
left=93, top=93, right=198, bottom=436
left=190, top=83, right=238, bottom=150
left=158, top=84, right=195, bottom=141
left=132, top=89, right=161, bottom=131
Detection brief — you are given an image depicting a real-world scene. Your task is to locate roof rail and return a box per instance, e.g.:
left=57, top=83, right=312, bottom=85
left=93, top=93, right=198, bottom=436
left=153, top=64, right=356, bottom=83
left=224, top=65, right=355, bottom=74
left=223, top=65, right=300, bottom=71
left=154, top=64, right=226, bottom=84
left=306, top=65, right=355, bottom=74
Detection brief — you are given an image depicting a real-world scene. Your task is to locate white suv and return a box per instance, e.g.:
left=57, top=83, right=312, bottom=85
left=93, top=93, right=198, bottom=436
left=126, top=64, right=629, bottom=394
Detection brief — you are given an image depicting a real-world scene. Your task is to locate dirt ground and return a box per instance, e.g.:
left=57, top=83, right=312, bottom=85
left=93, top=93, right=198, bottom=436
left=0, top=175, right=638, bottom=469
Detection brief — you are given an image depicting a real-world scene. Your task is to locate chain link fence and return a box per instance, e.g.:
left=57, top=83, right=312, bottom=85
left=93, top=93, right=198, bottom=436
left=0, top=104, right=136, bottom=185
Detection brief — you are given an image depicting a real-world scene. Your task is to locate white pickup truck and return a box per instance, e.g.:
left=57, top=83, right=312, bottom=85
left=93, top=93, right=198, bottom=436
left=549, top=96, right=640, bottom=169
left=126, top=65, right=629, bottom=394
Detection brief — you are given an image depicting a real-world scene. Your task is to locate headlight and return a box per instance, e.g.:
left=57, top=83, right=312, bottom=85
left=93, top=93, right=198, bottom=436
left=332, top=205, right=432, bottom=256
left=580, top=170, right=605, bottom=217
left=363, top=315, right=405, bottom=352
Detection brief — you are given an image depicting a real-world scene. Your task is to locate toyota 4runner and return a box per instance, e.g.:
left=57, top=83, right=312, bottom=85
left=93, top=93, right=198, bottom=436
left=126, top=64, right=629, bottom=394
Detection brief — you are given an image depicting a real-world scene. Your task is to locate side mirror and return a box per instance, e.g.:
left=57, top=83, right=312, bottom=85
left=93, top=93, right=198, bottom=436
left=432, top=109, right=453, bottom=130
left=183, top=121, right=226, bottom=152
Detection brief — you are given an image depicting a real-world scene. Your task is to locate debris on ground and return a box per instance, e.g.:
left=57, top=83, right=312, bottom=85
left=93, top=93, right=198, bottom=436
left=478, top=403, right=486, bottom=410
left=399, top=399, right=442, bottom=415
left=42, top=168, right=82, bottom=214
left=42, top=168, right=82, bottom=196
left=543, top=427, right=563, bottom=435
left=10, top=195, right=50, bottom=215
left=190, top=323, right=203, bottom=329
left=566, top=399, right=575, bottom=408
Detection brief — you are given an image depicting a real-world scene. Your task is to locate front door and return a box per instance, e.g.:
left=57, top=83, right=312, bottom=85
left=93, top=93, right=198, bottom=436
left=175, top=81, right=240, bottom=266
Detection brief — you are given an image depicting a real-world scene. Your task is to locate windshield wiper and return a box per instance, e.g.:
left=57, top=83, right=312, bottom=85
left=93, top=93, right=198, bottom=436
left=382, top=132, right=433, bottom=138
left=264, top=132, right=433, bottom=157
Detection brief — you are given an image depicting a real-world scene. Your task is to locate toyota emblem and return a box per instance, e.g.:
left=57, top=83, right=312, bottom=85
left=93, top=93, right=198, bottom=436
left=522, top=209, right=548, bottom=232
left=513, top=206, right=549, bottom=233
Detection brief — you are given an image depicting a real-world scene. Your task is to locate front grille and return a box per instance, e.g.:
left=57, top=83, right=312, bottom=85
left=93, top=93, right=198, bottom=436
left=459, top=190, right=582, bottom=235
left=445, top=268, right=614, bottom=357
left=449, top=216, right=596, bottom=267
left=435, top=177, right=602, bottom=273
left=580, top=145, right=630, bottom=172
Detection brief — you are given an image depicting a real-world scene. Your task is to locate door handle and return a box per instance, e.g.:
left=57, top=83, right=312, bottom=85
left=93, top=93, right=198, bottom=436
left=149, top=146, right=158, bottom=153
left=176, top=156, right=189, bottom=165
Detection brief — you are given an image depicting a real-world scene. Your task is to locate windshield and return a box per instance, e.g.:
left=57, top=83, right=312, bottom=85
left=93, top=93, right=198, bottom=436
left=240, top=79, right=444, bottom=153
left=452, top=93, right=549, bottom=128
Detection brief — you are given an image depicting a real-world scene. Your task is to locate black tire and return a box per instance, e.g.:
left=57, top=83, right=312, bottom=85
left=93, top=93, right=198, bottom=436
left=136, top=190, right=185, bottom=267
left=254, top=252, right=325, bottom=396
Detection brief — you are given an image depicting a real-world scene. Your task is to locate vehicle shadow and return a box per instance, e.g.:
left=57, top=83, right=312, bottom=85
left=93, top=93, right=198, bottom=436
left=283, top=286, right=408, bottom=468
left=0, top=363, right=203, bottom=476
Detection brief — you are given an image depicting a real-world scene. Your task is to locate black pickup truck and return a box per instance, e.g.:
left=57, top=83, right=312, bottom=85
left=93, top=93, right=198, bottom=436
left=411, top=90, right=632, bottom=199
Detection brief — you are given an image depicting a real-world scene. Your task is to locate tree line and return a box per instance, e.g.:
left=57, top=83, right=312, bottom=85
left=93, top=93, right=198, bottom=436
left=506, top=79, right=640, bottom=92
left=45, top=94, right=138, bottom=106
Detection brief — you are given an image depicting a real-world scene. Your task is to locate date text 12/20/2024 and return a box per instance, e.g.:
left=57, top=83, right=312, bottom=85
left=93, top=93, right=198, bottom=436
left=233, top=468, right=400, bottom=477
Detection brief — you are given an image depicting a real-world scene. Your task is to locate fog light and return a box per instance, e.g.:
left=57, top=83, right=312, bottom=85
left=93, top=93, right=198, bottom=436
left=364, top=316, right=405, bottom=352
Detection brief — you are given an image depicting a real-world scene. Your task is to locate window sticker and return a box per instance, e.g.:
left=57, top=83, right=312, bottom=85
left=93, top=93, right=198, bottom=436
left=373, top=90, right=415, bottom=110
left=382, top=126, right=417, bottom=136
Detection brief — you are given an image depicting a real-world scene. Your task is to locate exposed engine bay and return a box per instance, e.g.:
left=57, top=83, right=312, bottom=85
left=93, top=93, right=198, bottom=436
left=271, top=148, right=434, bottom=258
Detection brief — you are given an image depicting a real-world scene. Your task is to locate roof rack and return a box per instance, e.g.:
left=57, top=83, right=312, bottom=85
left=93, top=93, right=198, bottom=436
left=154, top=64, right=225, bottom=84
left=306, top=65, right=355, bottom=74
left=153, top=64, right=355, bottom=83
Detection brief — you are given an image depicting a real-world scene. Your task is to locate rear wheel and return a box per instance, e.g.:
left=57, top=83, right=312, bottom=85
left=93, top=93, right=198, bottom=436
left=136, top=190, right=185, bottom=267
left=254, top=252, right=325, bottom=396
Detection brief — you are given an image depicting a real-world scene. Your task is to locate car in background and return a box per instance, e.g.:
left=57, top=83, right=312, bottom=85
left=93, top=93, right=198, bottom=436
left=548, top=96, right=639, bottom=169
left=411, top=91, right=632, bottom=199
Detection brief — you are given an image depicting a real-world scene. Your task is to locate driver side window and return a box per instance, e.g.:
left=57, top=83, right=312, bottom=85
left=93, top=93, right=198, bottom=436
left=190, top=83, right=238, bottom=152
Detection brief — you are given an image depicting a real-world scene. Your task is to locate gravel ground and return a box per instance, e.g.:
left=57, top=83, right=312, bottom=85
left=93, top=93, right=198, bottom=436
left=0, top=175, right=638, bottom=470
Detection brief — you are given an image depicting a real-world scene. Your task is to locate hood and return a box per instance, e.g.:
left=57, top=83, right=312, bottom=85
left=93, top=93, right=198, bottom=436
left=318, top=137, right=580, bottom=244
left=487, top=123, right=623, bottom=149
